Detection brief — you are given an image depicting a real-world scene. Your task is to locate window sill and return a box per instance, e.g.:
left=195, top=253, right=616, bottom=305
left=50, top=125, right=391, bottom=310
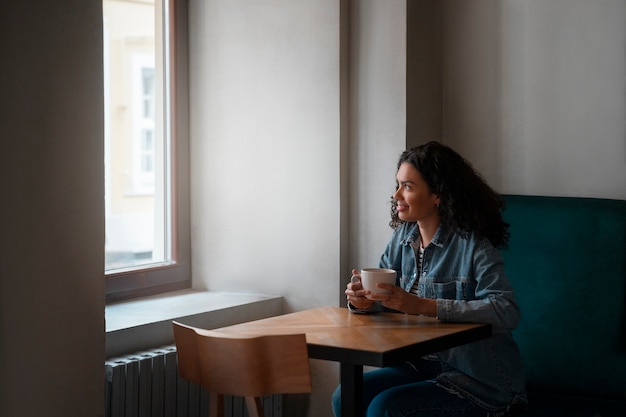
left=105, top=289, right=283, bottom=358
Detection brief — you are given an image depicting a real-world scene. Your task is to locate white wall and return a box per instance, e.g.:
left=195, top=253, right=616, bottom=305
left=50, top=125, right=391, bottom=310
left=188, top=1, right=343, bottom=414
left=0, top=1, right=105, bottom=416
left=189, top=0, right=342, bottom=308
left=348, top=0, right=408, bottom=276
left=188, top=1, right=406, bottom=416
left=443, top=0, right=626, bottom=199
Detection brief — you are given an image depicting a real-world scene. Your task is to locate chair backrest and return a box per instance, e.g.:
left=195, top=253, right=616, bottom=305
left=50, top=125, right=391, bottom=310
left=195, top=330, right=312, bottom=397
left=172, top=321, right=312, bottom=398
left=172, top=321, right=203, bottom=385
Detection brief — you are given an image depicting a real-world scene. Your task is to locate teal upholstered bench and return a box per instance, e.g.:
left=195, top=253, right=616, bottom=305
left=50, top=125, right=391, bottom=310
left=501, top=195, right=626, bottom=417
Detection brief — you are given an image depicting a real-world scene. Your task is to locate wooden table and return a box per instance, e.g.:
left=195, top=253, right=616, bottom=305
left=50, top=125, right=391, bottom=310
left=212, top=306, right=491, bottom=417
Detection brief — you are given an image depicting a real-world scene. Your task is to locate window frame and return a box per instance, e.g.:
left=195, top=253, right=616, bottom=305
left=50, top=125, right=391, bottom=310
left=105, top=0, right=190, bottom=303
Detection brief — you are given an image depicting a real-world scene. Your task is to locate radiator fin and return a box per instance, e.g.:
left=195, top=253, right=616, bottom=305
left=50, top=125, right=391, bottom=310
left=105, top=344, right=282, bottom=417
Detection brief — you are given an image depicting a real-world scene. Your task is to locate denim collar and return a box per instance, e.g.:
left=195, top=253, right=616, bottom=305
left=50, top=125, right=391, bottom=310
left=400, top=222, right=452, bottom=248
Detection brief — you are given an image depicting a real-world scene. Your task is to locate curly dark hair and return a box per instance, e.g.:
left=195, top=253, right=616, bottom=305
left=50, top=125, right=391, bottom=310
left=390, top=141, right=510, bottom=249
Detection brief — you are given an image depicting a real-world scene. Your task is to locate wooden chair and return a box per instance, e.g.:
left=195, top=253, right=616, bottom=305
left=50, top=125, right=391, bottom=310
left=172, top=321, right=312, bottom=417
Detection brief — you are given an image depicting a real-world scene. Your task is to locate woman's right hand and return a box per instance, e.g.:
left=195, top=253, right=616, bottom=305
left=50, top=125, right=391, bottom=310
left=345, top=269, right=375, bottom=310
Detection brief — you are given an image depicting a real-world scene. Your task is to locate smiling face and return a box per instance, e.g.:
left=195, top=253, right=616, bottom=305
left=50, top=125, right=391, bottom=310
left=393, top=162, right=440, bottom=225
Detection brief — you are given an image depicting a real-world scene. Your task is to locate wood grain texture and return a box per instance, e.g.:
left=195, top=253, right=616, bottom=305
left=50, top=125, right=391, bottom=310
left=173, top=321, right=312, bottom=417
left=211, top=307, right=491, bottom=367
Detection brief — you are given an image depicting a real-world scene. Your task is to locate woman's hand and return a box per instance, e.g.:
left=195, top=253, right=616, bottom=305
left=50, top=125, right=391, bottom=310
left=372, top=283, right=438, bottom=316
left=345, top=269, right=375, bottom=310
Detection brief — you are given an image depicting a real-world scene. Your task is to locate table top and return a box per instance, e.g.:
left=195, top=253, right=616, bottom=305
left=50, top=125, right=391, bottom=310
left=211, top=306, right=491, bottom=367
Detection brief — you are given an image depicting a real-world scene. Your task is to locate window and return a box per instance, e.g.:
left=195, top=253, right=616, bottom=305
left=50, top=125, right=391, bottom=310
left=134, top=57, right=156, bottom=194
left=103, top=0, right=190, bottom=302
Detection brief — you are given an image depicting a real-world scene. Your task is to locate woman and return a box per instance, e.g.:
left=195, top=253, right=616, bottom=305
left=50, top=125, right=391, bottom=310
left=332, top=141, right=527, bottom=416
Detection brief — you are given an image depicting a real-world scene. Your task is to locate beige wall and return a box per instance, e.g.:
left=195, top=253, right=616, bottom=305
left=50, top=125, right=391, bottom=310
left=104, top=0, right=156, bottom=214
left=442, top=0, right=626, bottom=199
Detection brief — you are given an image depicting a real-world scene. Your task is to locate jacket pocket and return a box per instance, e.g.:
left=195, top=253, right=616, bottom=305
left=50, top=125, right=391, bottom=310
left=432, top=279, right=472, bottom=300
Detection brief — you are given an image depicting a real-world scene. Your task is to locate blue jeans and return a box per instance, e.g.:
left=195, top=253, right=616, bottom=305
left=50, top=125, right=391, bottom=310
left=331, top=360, right=487, bottom=417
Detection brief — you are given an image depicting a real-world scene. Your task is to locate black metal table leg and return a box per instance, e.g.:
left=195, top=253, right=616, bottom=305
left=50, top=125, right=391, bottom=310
left=340, top=362, right=363, bottom=417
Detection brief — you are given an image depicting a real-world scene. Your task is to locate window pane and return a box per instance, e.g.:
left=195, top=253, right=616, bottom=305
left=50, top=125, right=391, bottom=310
left=103, top=0, right=171, bottom=272
left=142, top=67, right=155, bottom=118
left=141, top=130, right=154, bottom=173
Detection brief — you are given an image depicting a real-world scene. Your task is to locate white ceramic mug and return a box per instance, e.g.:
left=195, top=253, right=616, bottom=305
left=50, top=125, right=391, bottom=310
left=352, top=268, right=396, bottom=299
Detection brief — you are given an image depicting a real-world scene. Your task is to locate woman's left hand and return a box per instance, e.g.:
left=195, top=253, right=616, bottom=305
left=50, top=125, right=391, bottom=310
left=371, top=284, right=437, bottom=316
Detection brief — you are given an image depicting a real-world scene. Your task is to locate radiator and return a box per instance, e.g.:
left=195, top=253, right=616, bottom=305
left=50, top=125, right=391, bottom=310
left=105, top=345, right=283, bottom=417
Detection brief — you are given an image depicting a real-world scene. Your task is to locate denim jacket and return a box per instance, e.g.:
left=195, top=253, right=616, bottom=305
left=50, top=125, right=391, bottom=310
left=360, top=222, right=528, bottom=413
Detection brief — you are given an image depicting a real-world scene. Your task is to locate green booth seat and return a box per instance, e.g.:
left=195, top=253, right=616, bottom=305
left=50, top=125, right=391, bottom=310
left=501, top=195, right=626, bottom=417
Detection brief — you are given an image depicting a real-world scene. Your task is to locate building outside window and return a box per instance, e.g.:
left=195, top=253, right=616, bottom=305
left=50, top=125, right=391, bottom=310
left=103, top=0, right=189, bottom=301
